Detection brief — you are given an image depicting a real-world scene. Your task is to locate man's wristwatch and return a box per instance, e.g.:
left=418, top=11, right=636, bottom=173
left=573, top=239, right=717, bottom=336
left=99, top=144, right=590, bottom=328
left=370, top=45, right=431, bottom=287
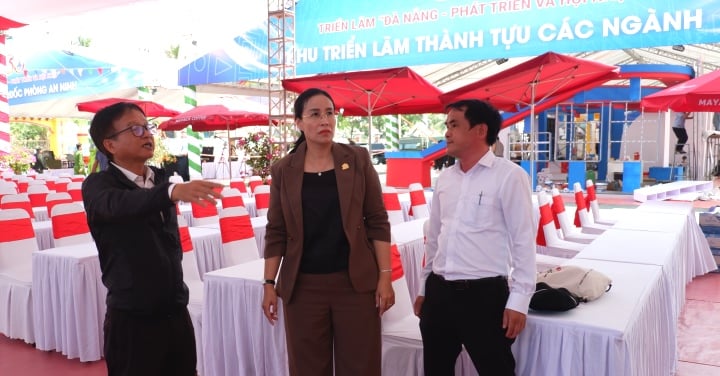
left=263, top=279, right=276, bottom=286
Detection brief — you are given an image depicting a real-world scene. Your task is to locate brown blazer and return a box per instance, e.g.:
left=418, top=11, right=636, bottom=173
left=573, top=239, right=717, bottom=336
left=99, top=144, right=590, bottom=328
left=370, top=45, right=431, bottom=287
left=264, top=142, right=391, bottom=303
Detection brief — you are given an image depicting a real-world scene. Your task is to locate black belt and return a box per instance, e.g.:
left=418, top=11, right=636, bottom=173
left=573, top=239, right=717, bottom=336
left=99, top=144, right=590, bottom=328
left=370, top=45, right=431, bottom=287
left=432, top=273, right=507, bottom=291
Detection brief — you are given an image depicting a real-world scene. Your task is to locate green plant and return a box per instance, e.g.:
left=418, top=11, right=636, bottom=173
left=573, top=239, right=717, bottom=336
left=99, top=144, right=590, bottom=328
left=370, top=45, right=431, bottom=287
left=237, top=131, right=281, bottom=179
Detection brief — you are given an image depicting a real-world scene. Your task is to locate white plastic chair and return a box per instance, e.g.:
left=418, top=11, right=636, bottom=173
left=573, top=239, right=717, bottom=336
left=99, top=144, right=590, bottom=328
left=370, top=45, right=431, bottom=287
left=67, top=181, right=83, bottom=202
left=54, top=177, right=71, bottom=193
left=573, top=182, right=611, bottom=234
left=0, top=208, right=36, bottom=343
left=219, top=206, right=260, bottom=267
left=248, top=176, right=263, bottom=195
left=27, top=184, right=50, bottom=209
left=221, top=187, right=245, bottom=209
left=383, top=186, right=405, bottom=226
left=45, top=192, right=73, bottom=218
left=536, top=191, right=585, bottom=258
left=1, top=193, right=34, bottom=220
left=550, top=188, right=597, bottom=244
left=50, top=203, right=93, bottom=247
left=229, top=177, right=248, bottom=196
left=585, top=180, right=617, bottom=226
left=408, top=182, right=429, bottom=220
left=381, top=243, right=420, bottom=339
left=191, top=200, right=219, bottom=227
left=254, top=185, right=270, bottom=217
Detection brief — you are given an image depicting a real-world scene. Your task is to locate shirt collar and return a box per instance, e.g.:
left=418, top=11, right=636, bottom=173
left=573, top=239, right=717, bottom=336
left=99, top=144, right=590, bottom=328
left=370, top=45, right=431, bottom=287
left=111, top=162, right=154, bottom=187
left=451, top=149, right=496, bottom=175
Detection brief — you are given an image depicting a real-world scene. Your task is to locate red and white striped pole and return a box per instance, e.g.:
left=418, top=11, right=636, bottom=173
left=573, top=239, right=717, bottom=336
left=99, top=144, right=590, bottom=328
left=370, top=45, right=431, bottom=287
left=0, top=33, right=10, bottom=155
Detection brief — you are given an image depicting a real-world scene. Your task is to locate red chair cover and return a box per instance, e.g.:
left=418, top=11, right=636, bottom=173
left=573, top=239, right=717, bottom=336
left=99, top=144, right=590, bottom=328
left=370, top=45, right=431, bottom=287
left=68, top=189, right=83, bottom=202
left=52, top=211, right=90, bottom=239
left=0, top=218, right=35, bottom=241
left=408, top=190, right=426, bottom=216
left=230, top=181, right=247, bottom=194
left=383, top=192, right=402, bottom=211
left=255, top=192, right=270, bottom=210
left=573, top=190, right=586, bottom=227
left=46, top=180, right=57, bottom=191
left=47, top=198, right=73, bottom=217
left=219, top=215, right=254, bottom=243
left=585, top=183, right=597, bottom=209
left=179, top=226, right=193, bottom=252
left=2, top=200, right=34, bottom=219
left=536, top=203, right=554, bottom=247
left=55, top=182, right=69, bottom=193
left=249, top=180, right=263, bottom=194
left=390, top=244, right=404, bottom=282
left=28, top=193, right=47, bottom=208
left=17, top=182, right=28, bottom=193
left=191, top=201, right=218, bottom=218
left=550, top=194, right=565, bottom=230
left=71, top=177, right=84, bottom=182
left=222, top=195, right=245, bottom=209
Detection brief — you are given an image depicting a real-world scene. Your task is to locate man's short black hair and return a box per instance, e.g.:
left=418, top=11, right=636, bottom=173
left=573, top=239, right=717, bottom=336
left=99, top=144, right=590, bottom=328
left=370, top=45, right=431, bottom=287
left=445, top=99, right=502, bottom=146
left=89, top=102, right=145, bottom=161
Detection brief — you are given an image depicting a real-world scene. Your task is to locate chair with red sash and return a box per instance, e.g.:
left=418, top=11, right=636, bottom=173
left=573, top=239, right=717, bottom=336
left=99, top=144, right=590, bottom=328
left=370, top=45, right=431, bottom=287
left=248, top=176, right=263, bottom=195
left=536, top=191, right=585, bottom=259
left=221, top=187, right=245, bottom=209
left=43, top=175, right=58, bottom=192
left=408, top=183, right=429, bottom=220
left=191, top=199, right=219, bottom=227
left=71, top=175, right=85, bottom=183
left=573, top=182, right=611, bottom=234
left=176, top=214, right=205, bottom=375
left=382, top=186, right=405, bottom=225
left=1, top=193, right=34, bottom=220
left=229, top=177, right=248, bottom=196
left=219, top=206, right=259, bottom=267
left=0, top=208, right=37, bottom=343
left=27, top=184, right=49, bottom=209
left=54, top=177, right=71, bottom=193
left=45, top=192, right=73, bottom=219
left=585, top=180, right=617, bottom=225
left=549, top=188, right=597, bottom=244
left=50, top=203, right=93, bottom=247
left=67, top=182, right=83, bottom=203
left=0, top=185, right=18, bottom=202
left=15, top=176, right=29, bottom=194
left=254, top=185, right=270, bottom=217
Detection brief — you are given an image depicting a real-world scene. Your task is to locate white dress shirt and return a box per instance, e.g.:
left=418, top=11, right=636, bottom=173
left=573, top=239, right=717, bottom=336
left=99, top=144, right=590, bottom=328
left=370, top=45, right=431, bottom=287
left=420, top=151, right=537, bottom=314
left=111, top=162, right=177, bottom=199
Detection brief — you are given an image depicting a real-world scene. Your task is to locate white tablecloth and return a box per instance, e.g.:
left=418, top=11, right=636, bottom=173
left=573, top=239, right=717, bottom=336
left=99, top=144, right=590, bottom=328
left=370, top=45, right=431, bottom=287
left=391, top=219, right=426, bottom=297
left=33, top=206, right=48, bottom=222
left=33, top=220, right=54, bottom=250
left=188, top=227, right=223, bottom=278
left=202, top=259, right=288, bottom=376
left=31, top=243, right=106, bottom=362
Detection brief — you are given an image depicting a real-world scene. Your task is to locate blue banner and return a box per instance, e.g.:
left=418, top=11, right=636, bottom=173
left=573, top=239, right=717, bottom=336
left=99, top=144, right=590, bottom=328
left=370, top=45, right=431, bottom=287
left=177, top=0, right=720, bottom=85
left=296, top=0, right=720, bottom=74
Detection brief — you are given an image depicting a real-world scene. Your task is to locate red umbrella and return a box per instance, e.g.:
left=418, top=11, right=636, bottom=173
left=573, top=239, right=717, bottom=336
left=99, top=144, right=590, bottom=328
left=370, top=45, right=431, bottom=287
left=641, top=69, right=720, bottom=112
left=282, top=66, right=445, bottom=146
left=77, top=98, right=181, bottom=117
left=0, top=16, right=26, bottom=30
left=158, top=105, right=270, bottom=131
left=439, top=52, right=618, bottom=112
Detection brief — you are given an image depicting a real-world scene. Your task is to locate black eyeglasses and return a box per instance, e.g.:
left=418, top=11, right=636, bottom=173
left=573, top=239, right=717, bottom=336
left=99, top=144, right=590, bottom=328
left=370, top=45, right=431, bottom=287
left=106, top=123, right=157, bottom=139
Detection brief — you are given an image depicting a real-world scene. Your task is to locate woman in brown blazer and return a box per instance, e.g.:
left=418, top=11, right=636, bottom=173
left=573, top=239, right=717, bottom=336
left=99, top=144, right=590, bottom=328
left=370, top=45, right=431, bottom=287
left=261, top=88, right=394, bottom=376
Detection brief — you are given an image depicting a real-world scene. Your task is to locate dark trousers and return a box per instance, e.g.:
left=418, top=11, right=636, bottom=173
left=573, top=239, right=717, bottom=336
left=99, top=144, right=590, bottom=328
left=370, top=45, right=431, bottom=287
left=672, top=128, right=688, bottom=151
left=419, top=273, right=515, bottom=376
left=104, top=307, right=196, bottom=376
left=283, top=271, right=381, bottom=376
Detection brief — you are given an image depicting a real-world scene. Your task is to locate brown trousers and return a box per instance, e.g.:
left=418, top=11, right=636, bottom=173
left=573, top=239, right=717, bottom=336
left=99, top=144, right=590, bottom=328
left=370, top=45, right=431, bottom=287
left=283, top=271, right=381, bottom=376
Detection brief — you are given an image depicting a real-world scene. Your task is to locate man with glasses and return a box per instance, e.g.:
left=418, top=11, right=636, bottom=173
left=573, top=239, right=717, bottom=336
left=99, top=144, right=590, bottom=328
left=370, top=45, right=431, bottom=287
left=82, top=102, right=223, bottom=376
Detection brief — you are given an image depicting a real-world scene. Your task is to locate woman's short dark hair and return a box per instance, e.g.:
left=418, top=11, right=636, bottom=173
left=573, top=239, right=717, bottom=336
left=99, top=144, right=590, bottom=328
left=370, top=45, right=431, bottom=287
left=445, top=99, right=502, bottom=146
left=290, top=88, right=335, bottom=153
left=89, top=102, right=145, bottom=160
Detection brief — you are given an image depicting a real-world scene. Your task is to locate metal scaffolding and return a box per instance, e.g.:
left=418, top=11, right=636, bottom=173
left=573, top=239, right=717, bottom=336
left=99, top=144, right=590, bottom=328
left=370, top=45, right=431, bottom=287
left=267, top=0, right=296, bottom=156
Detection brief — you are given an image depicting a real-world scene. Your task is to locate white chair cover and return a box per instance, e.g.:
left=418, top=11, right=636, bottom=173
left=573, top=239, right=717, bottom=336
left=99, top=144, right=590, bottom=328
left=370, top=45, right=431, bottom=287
left=408, top=182, right=429, bottom=220
left=219, top=207, right=260, bottom=267
left=383, top=186, right=405, bottom=226
left=254, top=185, right=270, bottom=217
left=50, top=203, right=93, bottom=247
left=550, top=188, right=597, bottom=244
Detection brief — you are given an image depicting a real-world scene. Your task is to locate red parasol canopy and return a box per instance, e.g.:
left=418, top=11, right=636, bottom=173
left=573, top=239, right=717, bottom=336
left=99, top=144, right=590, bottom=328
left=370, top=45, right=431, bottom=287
left=0, top=16, right=26, bottom=30
left=158, top=105, right=270, bottom=132
left=641, top=69, right=720, bottom=112
left=282, top=66, right=444, bottom=117
left=439, top=52, right=618, bottom=112
left=77, top=98, right=180, bottom=117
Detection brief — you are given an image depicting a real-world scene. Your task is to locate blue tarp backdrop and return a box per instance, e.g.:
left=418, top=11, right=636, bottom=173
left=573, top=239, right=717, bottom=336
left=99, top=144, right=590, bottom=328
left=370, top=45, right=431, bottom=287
left=178, top=0, right=720, bottom=86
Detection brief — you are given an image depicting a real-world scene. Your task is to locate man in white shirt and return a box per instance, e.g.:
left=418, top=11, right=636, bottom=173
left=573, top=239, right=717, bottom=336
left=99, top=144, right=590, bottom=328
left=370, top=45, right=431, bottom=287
left=413, top=99, right=536, bottom=375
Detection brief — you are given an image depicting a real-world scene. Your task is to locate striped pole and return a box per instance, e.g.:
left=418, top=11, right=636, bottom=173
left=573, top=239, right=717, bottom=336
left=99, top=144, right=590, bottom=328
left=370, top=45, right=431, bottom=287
left=0, top=34, right=10, bottom=155
left=184, top=85, right=202, bottom=179
left=385, top=115, right=400, bottom=151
